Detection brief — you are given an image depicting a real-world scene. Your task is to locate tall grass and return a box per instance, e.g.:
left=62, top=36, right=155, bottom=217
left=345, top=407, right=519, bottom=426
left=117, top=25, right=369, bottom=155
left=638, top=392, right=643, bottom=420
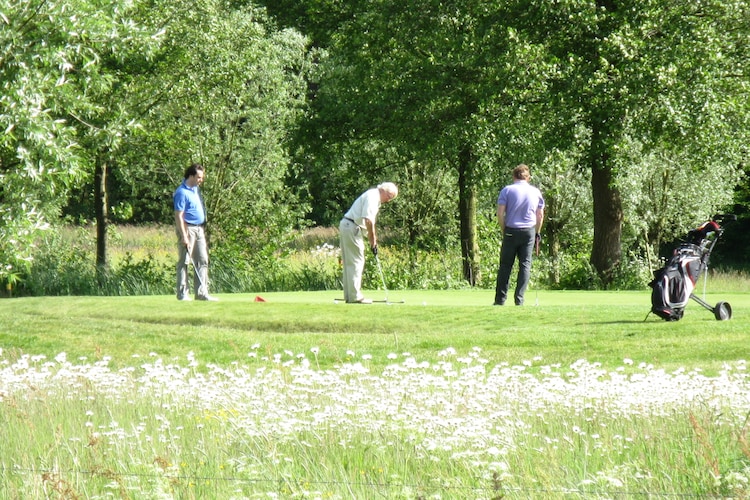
left=2, top=350, right=749, bottom=498
left=698, top=268, right=750, bottom=293
left=13, top=224, right=750, bottom=297
left=18, top=225, right=473, bottom=296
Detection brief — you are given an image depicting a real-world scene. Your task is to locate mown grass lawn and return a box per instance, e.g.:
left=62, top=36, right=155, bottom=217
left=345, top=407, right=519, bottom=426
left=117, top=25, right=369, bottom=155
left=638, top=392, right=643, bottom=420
left=2, top=289, right=748, bottom=374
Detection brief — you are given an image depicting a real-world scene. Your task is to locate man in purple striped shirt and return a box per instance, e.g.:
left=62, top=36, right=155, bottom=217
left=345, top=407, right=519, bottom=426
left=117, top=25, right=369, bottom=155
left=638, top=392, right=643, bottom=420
left=494, top=164, right=545, bottom=306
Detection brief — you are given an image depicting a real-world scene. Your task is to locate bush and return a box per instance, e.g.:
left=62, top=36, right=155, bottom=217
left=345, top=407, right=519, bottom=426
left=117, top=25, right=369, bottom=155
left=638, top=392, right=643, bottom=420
left=213, top=243, right=342, bottom=293
left=98, top=254, right=173, bottom=296
left=23, top=249, right=95, bottom=295
left=12, top=224, right=667, bottom=297
left=21, top=227, right=173, bottom=296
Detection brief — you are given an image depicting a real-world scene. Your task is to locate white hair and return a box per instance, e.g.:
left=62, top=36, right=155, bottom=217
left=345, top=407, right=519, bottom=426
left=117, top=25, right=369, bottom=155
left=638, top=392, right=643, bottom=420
left=378, top=182, right=398, bottom=199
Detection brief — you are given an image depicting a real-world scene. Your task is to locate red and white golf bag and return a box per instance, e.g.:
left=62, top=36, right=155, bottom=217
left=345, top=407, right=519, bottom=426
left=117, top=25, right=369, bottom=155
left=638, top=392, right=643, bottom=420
left=648, top=216, right=734, bottom=322
left=649, top=244, right=703, bottom=321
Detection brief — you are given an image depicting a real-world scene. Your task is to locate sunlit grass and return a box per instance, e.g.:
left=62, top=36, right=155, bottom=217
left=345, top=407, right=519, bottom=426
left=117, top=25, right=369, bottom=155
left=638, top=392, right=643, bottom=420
left=58, top=223, right=173, bottom=264
left=6, top=225, right=750, bottom=497
left=701, top=268, right=750, bottom=293
left=1, top=349, right=749, bottom=498
left=3, top=289, right=750, bottom=375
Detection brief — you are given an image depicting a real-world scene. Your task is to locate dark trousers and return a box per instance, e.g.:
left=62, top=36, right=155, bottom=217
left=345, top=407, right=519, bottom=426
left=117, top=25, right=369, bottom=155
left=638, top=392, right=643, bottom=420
left=494, top=227, right=535, bottom=305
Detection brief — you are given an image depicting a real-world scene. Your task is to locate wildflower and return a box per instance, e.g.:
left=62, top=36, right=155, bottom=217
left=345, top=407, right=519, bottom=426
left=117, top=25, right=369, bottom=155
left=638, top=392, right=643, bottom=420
left=438, top=347, right=457, bottom=357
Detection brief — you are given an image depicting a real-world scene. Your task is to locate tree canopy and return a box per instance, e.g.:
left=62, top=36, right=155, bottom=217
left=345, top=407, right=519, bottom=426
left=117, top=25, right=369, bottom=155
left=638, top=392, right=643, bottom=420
left=281, top=0, right=750, bottom=284
left=1, top=0, right=748, bottom=289
left=0, top=0, right=162, bottom=283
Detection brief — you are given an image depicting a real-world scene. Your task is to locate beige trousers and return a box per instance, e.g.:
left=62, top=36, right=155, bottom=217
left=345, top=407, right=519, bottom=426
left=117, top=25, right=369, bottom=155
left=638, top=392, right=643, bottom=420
left=339, top=218, right=365, bottom=302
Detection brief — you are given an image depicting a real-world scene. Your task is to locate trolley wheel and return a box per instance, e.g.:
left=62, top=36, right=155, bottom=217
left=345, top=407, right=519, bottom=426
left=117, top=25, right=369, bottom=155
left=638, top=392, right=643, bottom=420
left=714, top=301, right=732, bottom=321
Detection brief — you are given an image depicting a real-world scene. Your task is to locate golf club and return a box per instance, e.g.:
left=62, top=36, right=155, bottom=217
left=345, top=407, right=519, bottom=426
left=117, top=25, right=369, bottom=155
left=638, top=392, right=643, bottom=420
left=333, top=255, right=404, bottom=304
left=375, top=254, right=389, bottom=303
left=534, top=233, right=540, bottom=306
left=186, top=244, right=207, bottom=293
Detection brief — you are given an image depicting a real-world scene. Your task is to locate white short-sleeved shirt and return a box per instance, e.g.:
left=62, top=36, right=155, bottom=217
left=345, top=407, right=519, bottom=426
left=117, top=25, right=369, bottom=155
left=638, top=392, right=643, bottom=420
left=344, top=188, right=381, bottom=228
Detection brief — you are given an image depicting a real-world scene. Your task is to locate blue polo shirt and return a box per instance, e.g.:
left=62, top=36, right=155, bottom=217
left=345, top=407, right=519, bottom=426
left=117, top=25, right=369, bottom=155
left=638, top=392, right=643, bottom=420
left=173, top=181, right=205, bottom=225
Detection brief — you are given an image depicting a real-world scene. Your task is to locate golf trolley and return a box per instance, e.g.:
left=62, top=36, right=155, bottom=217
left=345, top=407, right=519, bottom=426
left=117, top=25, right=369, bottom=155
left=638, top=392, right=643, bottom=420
left=647, top=214, right=735, bottom=321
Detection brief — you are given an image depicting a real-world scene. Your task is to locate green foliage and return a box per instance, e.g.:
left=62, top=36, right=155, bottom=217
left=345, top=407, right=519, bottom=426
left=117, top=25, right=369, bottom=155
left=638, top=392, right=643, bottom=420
left=3, top=0, right=749, bottom=291
left=533, top=253, right=600, bottom=291
left=496, top=0, right=750, bottom=280
left=292, top=0, right=750, bottom=283
left=210, top=243, right=341, bottom=293
left=100, top=254, right=174, bottom=296
left=114, top=0, right=314, bottom=261
left=16, top=223, right=656, bottom=296
left=0, top=0, right=161, bottom=282
left=618, top=139, right=742, bottom=262
left=23, top=233, right=97, bottom=296
left=21, top=226, right=173, bottom=296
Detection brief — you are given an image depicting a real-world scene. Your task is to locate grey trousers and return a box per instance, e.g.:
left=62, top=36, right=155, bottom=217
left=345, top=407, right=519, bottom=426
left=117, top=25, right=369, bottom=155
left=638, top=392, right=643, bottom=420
left=494, top=227, right=535, bottom=305
left=176, top=225, right=209, bottom=299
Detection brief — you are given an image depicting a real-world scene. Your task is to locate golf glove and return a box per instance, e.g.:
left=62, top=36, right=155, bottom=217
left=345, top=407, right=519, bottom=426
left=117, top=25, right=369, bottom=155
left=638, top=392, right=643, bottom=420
left=535, top=233, right=542, bottom=244
left=371, top=244, right=378, bottom=257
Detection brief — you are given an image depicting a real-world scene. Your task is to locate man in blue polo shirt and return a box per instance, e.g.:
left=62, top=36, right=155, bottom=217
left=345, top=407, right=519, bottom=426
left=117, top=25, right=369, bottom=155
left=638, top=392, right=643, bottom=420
left=494, top=164, right=545, bottom=306
left=174, top=163, right=218, bottom=301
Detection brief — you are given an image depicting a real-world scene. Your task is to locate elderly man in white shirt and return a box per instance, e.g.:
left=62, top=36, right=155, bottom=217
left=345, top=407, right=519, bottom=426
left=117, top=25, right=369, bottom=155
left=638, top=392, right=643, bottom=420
left=339, top=182, right=398, bottom=303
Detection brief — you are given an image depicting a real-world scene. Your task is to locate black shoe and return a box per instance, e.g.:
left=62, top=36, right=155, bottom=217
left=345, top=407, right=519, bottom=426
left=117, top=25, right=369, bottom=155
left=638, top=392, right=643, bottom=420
left=493, top=302, right=504, bottom=306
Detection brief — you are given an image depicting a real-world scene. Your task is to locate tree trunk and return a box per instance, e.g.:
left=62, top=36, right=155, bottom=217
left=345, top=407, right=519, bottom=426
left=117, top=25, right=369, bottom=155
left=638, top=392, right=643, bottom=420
left=585, top=0, right=624, bottom=286
left=458, top=146, right=480, bottom=286
left=95, top=158, right=108, bottom=270
left=544, top=193, right=561, bottom=286
left=589, top=126, right=623, bottom=286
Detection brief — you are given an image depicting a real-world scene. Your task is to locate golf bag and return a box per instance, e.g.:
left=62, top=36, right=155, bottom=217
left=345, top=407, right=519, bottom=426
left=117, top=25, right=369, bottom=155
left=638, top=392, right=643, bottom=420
left=649, top=244, right=702, bottom=321
left=648, top=217, right=733, bottom=321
